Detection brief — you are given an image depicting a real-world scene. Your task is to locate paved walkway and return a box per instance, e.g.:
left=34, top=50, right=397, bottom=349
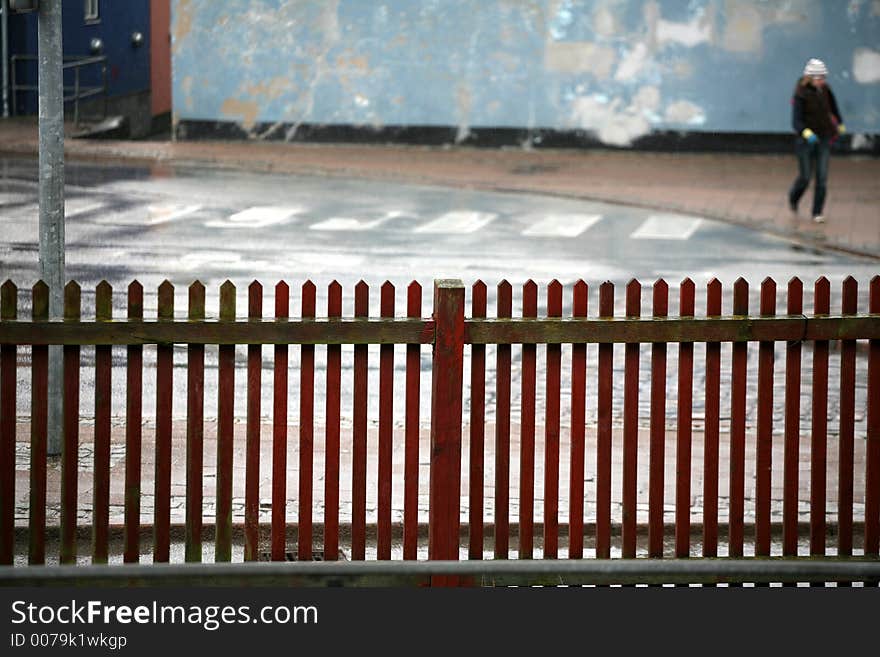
left=1, top=116, right=878, bottom=259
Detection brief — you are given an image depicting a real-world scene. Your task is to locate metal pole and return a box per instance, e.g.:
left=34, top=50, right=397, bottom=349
left=38, top=0, right=65, bottom=456
left=73, top=65, right=78, bottom=126
left=1, top=0, right=8, bottom=118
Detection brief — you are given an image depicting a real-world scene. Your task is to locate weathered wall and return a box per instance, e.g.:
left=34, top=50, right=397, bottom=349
left=171, top=0, right=880, bottom=146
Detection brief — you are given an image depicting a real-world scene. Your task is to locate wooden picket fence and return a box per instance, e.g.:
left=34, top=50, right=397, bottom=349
left=0, top=276, right=879, bottom=576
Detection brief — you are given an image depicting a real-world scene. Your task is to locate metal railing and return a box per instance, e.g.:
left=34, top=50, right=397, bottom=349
left=2, top=559, right=880, bottom=587
left=10, top=53, right=107, bottom=125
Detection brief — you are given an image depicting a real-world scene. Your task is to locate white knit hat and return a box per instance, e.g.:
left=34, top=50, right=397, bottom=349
left=803, top=58, right=828, bottom=77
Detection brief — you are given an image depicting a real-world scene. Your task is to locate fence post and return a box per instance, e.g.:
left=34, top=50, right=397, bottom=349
left=429, top=279, right=465, bottom=575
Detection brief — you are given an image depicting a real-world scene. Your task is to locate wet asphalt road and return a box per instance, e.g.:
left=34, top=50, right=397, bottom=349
left=0, top=156, right=876, bottom=431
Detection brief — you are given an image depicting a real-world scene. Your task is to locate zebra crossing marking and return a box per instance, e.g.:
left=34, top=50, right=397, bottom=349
left=521, top=213, right=602, bottom=237
left=147, top=203, right=203, bottom=225
left=630, top=214, right=703, bottom=240
left=204, top=205, right=298, bottom=229
left=66, top=200, right=106, bottom=218
left=414, top=210, right=497, bottom=234
left=310, top=211, right=405, bottom=231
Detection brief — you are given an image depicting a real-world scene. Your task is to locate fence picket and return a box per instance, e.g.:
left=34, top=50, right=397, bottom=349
left=494, top=281, right=512, bottom=559
left=299, top=281, right=316, bottom=561
left=811, top=277, right=830, bottom=557
left=838, top=277, right=858, bottom=560
left=428, top=280, right=464, bottom=576
left=404, top=282, right=422, bottom=560
left=623, top=280, right=640, bottom=558
left=729, top=278, right=749, bottom=558
left=568, top=281, right=587, bottom=559
left=649, top=279, right=668, bottom=559
left=378, top=282, right=394, bottom=560
left=352, top=281, right=369, bottom=560
left=61, top=282, right=81, bottom=565
left=783, top=278, right=803, bottom=557
left=272, top=282, right=289, bottom=561
left=93, top=282, right=112, bottom=564
left=519, top=280, right=537, bottom=559
left=185, top=281, right=205, bottom=563
left=215, top=281, right=236, bottom=562
left=124, top=282, right=144, bottom=565
left=29, top=282, right=49, bottom=565
left=324, top=282, right=342, bottom=560
left=0, top=281, right=16, bottom=565
left=153, top=281, right=173, bottom=563
left=544, top=280, right=562, bottom=559
left=245, top=281, right=262, bottom=562
left=597, top=282, right=614, bottom=560
left=703, top=279, right=722, bottom=558
left=675, top=279, right=695, bottom=558
left=469, top=281, right=487, bottom=560
left=756, top=278, right=776, bottom=559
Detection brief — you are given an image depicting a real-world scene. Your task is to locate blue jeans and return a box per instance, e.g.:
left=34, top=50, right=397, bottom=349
left=788, top=137, right=830, bottom=216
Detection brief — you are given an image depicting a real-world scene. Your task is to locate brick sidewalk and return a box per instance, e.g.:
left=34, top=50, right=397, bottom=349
left=1, top=116, right=878, bottom=259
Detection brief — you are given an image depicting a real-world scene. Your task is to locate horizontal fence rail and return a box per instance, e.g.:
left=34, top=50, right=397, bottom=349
left=2, top=315, right=878, bottom=345
left=0, top=276, right=878, bottom=586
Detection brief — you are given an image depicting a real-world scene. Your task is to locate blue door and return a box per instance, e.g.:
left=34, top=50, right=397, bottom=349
left=9, top=0, right=151, bottom=116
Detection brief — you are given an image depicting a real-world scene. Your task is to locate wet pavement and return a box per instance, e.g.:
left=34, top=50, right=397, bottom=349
left=1, top=115, right=878, bottom=259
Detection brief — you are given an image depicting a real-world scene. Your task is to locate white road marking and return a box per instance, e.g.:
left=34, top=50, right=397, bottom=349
left=522, top=213, right=602, bottom=237
left=66, top=200, right=106, bottom=217
left=414, top=210, right=497, bottom=234
left=310, top=211, right=405, bottom=231
left=204, top=205, right=299, bottom=229
left=146, top=203, right=202, bottom=225
left=179, top=251, right=243, bottom=271
left=0, top=192, right=32, bottom=206
left=630, top=214, right=703, bottom=240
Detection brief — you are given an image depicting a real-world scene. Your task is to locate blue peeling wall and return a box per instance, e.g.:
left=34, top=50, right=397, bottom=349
left=171, top=0, right=880, bottom=147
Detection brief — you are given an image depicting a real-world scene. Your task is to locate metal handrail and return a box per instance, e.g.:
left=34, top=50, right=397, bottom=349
left=10, top=53, right=107, bottom=125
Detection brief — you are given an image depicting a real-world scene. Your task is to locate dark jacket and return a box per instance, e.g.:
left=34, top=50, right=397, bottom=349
left=792, top=77, right=843, bottom=139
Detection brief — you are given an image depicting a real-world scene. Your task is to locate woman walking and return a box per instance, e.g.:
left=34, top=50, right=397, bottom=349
left=788, top=58, right=845, bottom=224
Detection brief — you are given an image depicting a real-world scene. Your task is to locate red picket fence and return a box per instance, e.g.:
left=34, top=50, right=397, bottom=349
left=0, top=275, right=878, bottom=573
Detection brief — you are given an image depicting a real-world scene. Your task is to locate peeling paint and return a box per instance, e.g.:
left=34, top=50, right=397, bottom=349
left=665, top=100, right=707, bottom=125
left=633, top=85, right=661, bottom=113
left=721, top=1, right=763, bottom=53
left=173, top=0, right=193, bottom=52
left=656, top=12, right=712, bottom=48
left=455, top=83, right=473, bottom=142
left=173, top=1, right=880, bottom=143
left=615, top=42, right=650, bottom=81
left=853, top=47, right=880, bottom=83
left=336, top=54, right=370, bottom=72
left=182, top=75, right=193, bottom=111
left=851, top=133, right=874, bottom=149
left=593, top=6, right=618, bottom=37
left=245, top=77, right=293, bottom=101
left=570, top=95, right=651, bottom=146
left=220, top=98, right=260, bottom=131
left=545, top=41, right=616, bottom=78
